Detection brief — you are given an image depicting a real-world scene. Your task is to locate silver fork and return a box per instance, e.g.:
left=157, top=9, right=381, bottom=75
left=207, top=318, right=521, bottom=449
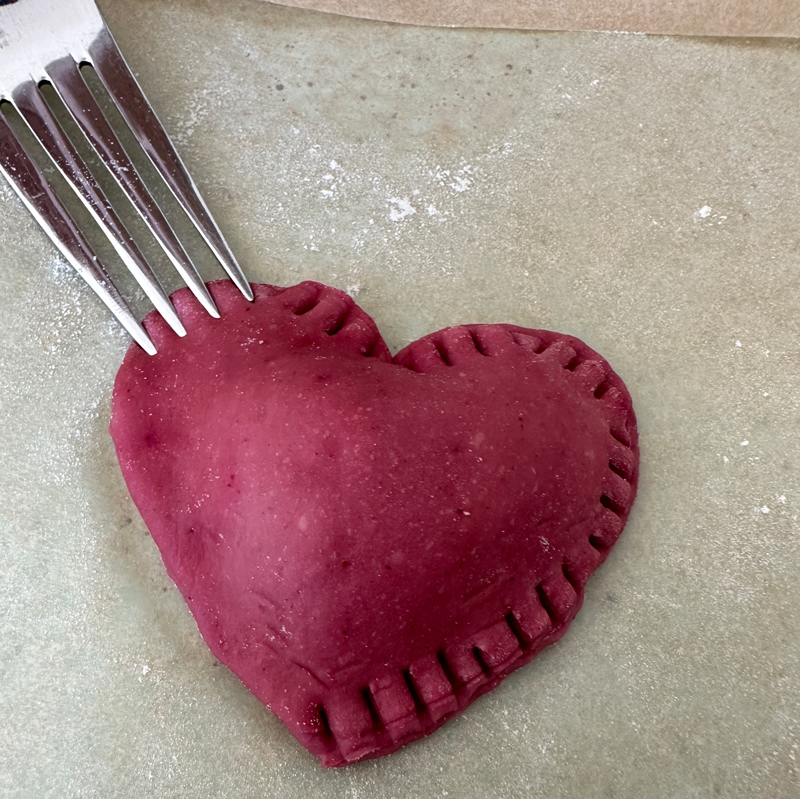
left=0, top=0, right=253, bottom=354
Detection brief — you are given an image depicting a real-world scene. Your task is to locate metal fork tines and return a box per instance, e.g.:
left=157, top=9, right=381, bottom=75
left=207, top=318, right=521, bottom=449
left=0, top=0, right=253, bottom=354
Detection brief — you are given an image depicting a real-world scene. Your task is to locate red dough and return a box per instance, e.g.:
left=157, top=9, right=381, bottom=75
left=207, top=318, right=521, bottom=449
left=110, top=280, right=639, bottom=766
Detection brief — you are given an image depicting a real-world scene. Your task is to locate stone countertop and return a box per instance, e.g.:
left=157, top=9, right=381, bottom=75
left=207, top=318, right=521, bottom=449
left=1, top=1, right=799, bottom=796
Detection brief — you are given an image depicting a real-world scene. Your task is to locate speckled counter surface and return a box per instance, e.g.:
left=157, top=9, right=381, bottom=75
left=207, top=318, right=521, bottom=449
left=1, top=1, right=799, bottom=796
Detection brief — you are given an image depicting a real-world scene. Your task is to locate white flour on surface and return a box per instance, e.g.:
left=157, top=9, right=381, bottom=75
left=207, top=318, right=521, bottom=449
left=3, top=4, right=800, bottom=797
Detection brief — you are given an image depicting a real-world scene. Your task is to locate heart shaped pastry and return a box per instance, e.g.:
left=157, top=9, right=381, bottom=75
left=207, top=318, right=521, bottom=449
left=110, top=279, right=638, bottom=766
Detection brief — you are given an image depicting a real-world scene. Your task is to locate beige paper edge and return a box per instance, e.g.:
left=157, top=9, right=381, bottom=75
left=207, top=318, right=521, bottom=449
left=263, top=0, right=800, bottom=38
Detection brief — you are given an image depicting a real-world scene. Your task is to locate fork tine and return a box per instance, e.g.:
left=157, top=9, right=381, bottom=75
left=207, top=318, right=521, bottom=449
left=11, top=79, right=190, bottom=338
left=44, top=55, right=223, bottom=318
left=87, top=26, right=254, bottom=302
left=0, top=110, right=156, bottom=356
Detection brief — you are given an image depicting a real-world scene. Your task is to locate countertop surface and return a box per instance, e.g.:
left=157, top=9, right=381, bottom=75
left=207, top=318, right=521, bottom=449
left=1, top=1, right=799, bottom=796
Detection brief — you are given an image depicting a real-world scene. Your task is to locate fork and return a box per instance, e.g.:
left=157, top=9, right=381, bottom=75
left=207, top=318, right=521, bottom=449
left=0, top=0, right=253, bottom=355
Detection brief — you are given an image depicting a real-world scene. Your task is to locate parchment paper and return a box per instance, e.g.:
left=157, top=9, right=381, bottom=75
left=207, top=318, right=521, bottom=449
left=265, top=0, right=800, bottom=38
left=2, top=1, right=800, bottom=797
